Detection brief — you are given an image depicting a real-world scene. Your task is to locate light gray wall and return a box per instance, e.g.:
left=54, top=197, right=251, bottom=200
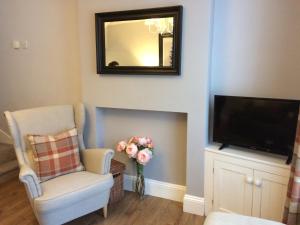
left=0, top=0, right=81, bottom=133
left=98, top=108, right=187, bottom=185
left=211, top=0, right=300, bottom=99
left=78, top=0, right=213, bottom=197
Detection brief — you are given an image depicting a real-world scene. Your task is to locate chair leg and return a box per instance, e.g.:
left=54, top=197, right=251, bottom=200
left=103, top=205, right=108, bottom=218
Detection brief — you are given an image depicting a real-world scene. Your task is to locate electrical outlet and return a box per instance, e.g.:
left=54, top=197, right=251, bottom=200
left=12, top=40, right=21, bottom=49
left=21, top=40, right=29, bottom=49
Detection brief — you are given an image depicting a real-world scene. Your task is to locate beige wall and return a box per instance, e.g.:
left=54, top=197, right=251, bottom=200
left=78, top=0, right=213, bottom=197
left=0, top=0, right=81, bottom=132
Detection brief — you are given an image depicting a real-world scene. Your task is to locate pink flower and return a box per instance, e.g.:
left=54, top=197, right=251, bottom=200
left=126, top=143, right=138, bottom=158
left=129, top=136, right=139, bottom=144
left=147, top=143, right=154, bottom=149
left=138, top=137, right=147, bottom=146
left=116, top=141, right=127, bottom=152
left=137, top=148, right=152, bottom=165
left=144, top=137, right=153, bottom=148
left=146, top=137, right=152, bottom=144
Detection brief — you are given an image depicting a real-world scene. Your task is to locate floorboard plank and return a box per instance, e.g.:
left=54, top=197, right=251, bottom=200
left=0, top=178, right=205, bottom=225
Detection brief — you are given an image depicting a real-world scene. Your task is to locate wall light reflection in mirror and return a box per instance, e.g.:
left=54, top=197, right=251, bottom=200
left=140, top=54, right=159, bottom=66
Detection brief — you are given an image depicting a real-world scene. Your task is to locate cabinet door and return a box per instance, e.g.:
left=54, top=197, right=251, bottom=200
left=252, top=170, right=289, bottom=222
left=213, top=160, right=253, bottom=215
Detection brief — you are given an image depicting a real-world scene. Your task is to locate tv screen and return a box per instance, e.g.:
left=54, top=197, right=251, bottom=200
left=213, top=95, right=299, bottom=159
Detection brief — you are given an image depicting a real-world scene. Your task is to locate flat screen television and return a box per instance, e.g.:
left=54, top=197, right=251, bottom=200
left=213, top=95, right=299, bottom=164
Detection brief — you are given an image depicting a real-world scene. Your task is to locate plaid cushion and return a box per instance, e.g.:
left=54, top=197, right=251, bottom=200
left=28, top=128, right=84, bottom=182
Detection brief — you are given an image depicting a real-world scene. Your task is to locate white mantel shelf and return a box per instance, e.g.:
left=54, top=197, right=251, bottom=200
left=205, top=144, right=291, bottom=170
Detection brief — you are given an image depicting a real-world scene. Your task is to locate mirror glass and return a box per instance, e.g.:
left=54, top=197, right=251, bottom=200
left=105, top=17, right=174, bottom=67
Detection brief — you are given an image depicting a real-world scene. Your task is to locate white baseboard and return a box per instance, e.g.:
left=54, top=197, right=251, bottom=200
left=124, top=175, right=205, bottom=216
left=124, top=174, right=186, bottom=202
left=183, top=194, right=205, bottom=216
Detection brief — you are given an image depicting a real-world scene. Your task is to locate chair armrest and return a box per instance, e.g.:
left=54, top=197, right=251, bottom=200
left=82, top=148, right=114, bottom=175
left=19, top=164, right=42, bottom=199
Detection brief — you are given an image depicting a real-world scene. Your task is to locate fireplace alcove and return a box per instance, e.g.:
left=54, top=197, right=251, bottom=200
left=93, top=107, right=187, bottom=186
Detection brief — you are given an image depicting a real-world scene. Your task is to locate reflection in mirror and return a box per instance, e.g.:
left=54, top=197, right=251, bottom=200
left=159, top=33, right=173, bottom=67
left=105, top=17, right=174, bottom=67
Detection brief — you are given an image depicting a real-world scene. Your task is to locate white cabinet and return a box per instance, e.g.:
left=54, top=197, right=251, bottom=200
left=213, top=160, right=253, bottom=215
left=252, top=170, right=289, bottom=221
left=205, top=145, right=291, bottom=222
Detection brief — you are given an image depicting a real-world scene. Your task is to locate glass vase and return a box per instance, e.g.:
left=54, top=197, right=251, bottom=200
left=135, top=162, right=145, bottom=198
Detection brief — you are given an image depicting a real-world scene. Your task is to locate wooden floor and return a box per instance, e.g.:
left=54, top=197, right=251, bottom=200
left=0, top=178, right=205, bottom=225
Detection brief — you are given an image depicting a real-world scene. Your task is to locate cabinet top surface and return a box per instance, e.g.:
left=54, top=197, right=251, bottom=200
left=205, top=144, right=291, bottom=170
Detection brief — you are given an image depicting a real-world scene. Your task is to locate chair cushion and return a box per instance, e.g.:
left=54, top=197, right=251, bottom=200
left=204, top=212, right=284, bottom=225
left=34, top=171, right=113, bottom=213
left=28, top=128, right=84, bottom=182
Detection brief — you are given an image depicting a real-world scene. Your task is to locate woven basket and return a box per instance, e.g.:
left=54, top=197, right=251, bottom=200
left=109, top=159, right=126, bottom=204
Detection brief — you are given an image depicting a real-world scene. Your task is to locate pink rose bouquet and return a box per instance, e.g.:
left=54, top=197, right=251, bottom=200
left=115, top=136, right=154, bottom=198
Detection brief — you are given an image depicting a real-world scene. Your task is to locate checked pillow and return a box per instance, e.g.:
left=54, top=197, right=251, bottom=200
left=28, top=128, right=84, bottom=182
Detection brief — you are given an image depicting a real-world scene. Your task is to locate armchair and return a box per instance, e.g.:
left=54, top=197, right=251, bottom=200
left=4, top=103, right=114, bottom=225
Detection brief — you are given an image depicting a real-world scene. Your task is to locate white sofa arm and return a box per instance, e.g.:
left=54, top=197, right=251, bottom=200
left=82, top=148, right=114, bottom=175
left=19, top=164, right=42, bottom=199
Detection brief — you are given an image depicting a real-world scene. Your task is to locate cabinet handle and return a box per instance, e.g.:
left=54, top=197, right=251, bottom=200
left=254, top=179, right=262, bottom=187
left=246, top=176, right=253, bottom=184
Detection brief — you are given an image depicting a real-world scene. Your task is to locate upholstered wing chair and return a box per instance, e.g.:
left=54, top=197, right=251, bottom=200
left=4, top=103, right=114, bottom=225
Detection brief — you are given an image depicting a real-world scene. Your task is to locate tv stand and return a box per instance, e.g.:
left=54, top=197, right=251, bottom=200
left=219, top=143, right=229, bottom=150
left=286, top=154, right=293, bottom=165
left=204, top=145, right=291, bottom=220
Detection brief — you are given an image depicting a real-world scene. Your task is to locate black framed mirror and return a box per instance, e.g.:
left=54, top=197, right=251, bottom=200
left=95, top=6, right=182, bottom=75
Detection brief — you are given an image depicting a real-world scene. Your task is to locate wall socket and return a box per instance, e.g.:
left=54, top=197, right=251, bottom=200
left=12, top=40, right=20, bottom=49
left=20, top=40, right=29, bottom=49
left=12, top=40, right=29, bottom=49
